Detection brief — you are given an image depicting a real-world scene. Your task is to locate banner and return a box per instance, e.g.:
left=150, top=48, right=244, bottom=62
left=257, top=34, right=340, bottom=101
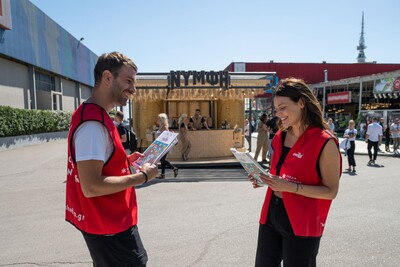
left=374, top=77, right=399, bottom=93
left=327, top=91, right=351, bottom=104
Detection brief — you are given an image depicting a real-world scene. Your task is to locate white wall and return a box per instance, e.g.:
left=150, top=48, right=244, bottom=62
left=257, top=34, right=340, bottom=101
left=0, top=57, right=30, bottom=109
left=80, top=84, right=92, bottom=102
left=62, top=78, right=77, bottom=111
left=0, top=56, right=93, bottom=111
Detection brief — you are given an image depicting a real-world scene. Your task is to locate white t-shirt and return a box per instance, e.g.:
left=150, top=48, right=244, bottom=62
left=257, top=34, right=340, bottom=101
left=390, top=123, right=400, bottom=138
left=328, top=123, right=335, bottom=132
left=366, top=122, right=382, bottom=142
left=344, top=128, right=358, bottom=141
left=73, top=121, right=113, bottom=162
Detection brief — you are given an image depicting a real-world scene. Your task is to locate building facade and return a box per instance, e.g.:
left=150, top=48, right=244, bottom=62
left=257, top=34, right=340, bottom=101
left=0, top=0, right=97, bottom=111
left=226, top=62, right=400, bottom=130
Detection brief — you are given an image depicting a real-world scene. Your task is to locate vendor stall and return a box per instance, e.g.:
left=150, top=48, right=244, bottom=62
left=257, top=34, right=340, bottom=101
left=132, top=71, right=276, bottom=160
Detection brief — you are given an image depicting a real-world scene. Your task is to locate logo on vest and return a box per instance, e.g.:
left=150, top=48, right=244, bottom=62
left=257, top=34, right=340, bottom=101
left=281, top=173, right=298, bottom=183
left=292, top=152, right=304, bottom=159
left=68, top=156, right=75, bottom=169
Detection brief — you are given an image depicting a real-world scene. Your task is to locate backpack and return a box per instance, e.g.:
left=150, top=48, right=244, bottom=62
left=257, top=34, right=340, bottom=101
left=125, top=126, right=138, bottom=152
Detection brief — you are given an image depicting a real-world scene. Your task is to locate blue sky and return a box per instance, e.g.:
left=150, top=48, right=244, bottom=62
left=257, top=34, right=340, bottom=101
left=30, top=0, right=400, bottom=72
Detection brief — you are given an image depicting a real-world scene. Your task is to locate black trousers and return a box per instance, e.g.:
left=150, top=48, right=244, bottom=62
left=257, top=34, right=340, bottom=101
left=255, top=194, right=321, bottom=267
left=160, top=152, right=176, bottom=175
left=82, top=225, right=148, bottom=267
left=367, top=140, right=379, bottom=161
left=347, top=140, right=356, bottom=167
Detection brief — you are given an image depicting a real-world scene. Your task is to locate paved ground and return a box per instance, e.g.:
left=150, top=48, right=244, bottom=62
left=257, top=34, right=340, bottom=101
left=0, top=139, right=399, bottom=266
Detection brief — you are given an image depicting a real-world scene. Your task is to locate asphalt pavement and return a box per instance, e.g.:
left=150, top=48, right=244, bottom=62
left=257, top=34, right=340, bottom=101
left=0, top=139, right=399, bottom=266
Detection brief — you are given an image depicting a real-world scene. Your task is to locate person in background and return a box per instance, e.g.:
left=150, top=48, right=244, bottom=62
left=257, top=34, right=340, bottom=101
left=390, top=117, right=400, bottom=152
left=365, top=117, right=383, bottom=165
left=327, top=117, right=335, bottom=134
left=115, top=110, right=129, bottom=153
left=178, top=113, right=191, bottom=161
left=266, top=111, right=279, bottom=160
left=189, top=108, right=210, bottom=130
left=65, top=52, right=158, bottom=266
left=249, top=78, right=341, bottom=267
left=254, top=113, right=269, bottom=162
left=384, top=120, right=391, bottom=152
left=249, top=115, right=256, bottom=133
left=244, top=118, right=251, bottom=149
left=343, top=120, right=357, bottom=172
left=359, top=121, right=366, bottom=140
left=378, top=117, right=385, bottom=152
left=156, top=113, right=179, bottom=178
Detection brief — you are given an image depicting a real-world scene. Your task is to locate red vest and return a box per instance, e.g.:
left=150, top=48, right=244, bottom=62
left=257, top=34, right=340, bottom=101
left=260, top=127, right=341, bottom=237
left=65, top=103, right=137, bottom=235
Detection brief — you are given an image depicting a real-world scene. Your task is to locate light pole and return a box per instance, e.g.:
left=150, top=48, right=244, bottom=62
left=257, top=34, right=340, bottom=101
left=322, top=69, right=328, bottom=118
left=77, top=37, right=84, bottom=48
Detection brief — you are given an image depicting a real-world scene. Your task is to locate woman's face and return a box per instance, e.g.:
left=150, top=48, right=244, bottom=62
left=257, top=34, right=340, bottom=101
left=274, top=95, right=304, bottom=129
left=349, top=122, right=355, bottom=129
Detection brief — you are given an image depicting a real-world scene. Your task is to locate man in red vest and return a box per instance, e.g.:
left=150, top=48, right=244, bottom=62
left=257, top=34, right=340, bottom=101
left=65, top=52, right=158, bottom=266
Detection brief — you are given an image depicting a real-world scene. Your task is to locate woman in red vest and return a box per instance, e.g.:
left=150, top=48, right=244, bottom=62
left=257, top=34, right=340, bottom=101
left=249, top=78, right=342, bottom=267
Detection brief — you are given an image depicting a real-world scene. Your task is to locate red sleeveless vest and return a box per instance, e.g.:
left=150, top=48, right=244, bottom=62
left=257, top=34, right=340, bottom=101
left=260, top=127, right=341, bottom=237
left=65, top=103, right=137, bottom=235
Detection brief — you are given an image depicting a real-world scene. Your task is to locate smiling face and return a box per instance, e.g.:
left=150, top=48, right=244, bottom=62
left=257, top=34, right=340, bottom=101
left=274, top=95, right=304, bottom=130
left=110, top=65, right=137, bottom=106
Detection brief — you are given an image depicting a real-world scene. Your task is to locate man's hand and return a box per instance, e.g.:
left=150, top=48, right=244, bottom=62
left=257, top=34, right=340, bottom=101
left=127, top=152, right=144, bottom=165
left=140, top=163, right=158, bottom=182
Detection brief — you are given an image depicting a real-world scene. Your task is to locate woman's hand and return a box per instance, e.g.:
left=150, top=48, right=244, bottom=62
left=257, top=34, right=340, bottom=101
left=259, top=173, right=296, bottom=193
left=248, top=174, right=263, bottom=189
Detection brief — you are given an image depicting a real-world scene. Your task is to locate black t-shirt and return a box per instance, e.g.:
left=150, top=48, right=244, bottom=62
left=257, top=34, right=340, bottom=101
left=266, top=116, right=279, bottom=139
left=117, top=124, right=129, bottom=149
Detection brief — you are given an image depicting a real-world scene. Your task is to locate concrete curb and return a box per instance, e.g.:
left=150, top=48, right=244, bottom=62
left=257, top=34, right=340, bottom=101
left=0, top=131, right=68, bottom=151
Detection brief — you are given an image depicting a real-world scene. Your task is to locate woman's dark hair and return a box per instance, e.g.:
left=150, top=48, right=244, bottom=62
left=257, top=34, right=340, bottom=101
left=94, top=52, right=138, bottom=86
left=273, top=77, right=328, bottom=131
left=259, top=113, right=267, bottom=122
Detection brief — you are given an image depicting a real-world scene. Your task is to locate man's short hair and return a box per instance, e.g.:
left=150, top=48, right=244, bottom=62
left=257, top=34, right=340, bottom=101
left=195, top=109, right=201, bottom=112
left=115, top=111, right=124, bottom=120
left=94, top=52, right=137, bottom=85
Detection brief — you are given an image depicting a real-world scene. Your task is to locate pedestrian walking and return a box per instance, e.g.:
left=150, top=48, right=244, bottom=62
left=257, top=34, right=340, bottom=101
left=343, top=120, right=357, bottom=172
left=384, top=121, right=391, bottom=152
left=65, top=52, right=159, bottom=266
left=178, top=113, right=191, bottom=161
left=254, top=113, right=269, bottom=162
left=244, top=118, right=251, bottom=149
left=365, top=117, right=383, bottom=165
left=156, top=113, right=179, bottom=178
left=390, top=117, right=400, bottom=152
left=249, top=78, right=341, bottom=267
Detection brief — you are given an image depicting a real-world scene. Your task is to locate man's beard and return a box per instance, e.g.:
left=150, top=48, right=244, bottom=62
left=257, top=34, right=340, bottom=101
left=111, top=82, right=128, bottom=106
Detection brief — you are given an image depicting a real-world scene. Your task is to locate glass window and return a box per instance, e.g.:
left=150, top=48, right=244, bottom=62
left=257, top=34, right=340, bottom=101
left=35, top=71, right=55, bottom=92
